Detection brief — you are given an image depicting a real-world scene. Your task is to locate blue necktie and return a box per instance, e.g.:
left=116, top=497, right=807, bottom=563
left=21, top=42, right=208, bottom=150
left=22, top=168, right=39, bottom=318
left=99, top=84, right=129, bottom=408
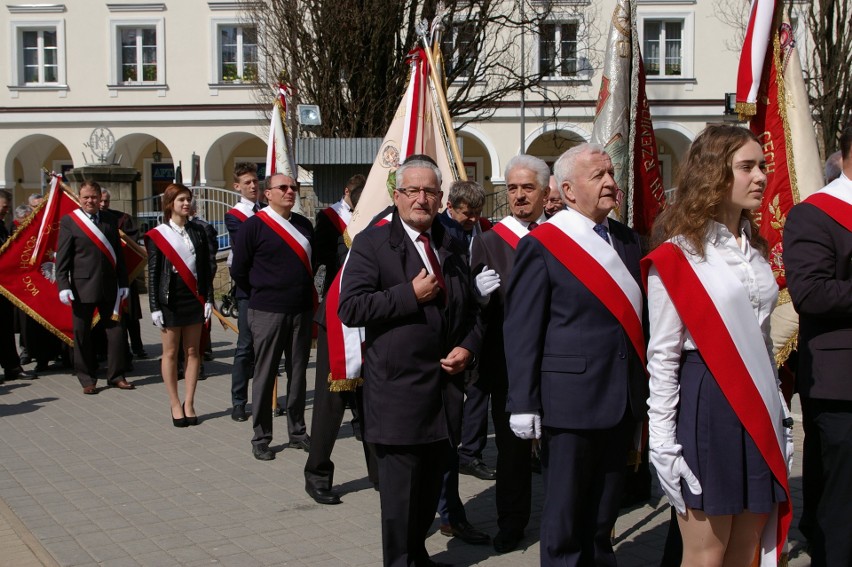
left=593, top=223, right=610, bottom=243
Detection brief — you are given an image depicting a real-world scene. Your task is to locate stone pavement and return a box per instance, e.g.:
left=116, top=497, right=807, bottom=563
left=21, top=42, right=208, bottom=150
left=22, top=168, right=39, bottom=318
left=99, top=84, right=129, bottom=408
left=0, top=298, right=812, bottom=566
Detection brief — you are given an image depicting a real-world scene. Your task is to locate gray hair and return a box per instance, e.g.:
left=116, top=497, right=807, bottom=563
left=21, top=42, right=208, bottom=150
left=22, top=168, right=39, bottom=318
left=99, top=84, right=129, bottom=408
left=27, top=193, right=43, bottom=206
left=15, top=204, right=33, bottom=220
left=553, top=143, right=609, bottom=198
left=396, top=159, right=442, bottom=189
left=504, top=155, right=550, bottom=190
left=447, top=180, right=485, bottom=209
left=825, top=150, right=842, bottom=183
left=101, top=189, right=112, bottom=199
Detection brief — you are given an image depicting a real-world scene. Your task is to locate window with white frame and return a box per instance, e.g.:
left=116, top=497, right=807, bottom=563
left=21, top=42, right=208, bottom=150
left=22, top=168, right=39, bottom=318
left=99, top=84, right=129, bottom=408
left=441, top=20, right=478, bottom=78
left=109, top=19, right=165, bottom=86
left=643, top=19, right=683, bottom=77
left=539, top=21, right=579, bottom=78
left=217, top=24, right=258, bottom=83
left=10, top=21, right=66, bottom=87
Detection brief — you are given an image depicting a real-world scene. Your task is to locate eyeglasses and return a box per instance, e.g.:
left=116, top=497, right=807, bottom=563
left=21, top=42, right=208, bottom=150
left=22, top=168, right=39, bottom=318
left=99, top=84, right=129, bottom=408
left=269, top=184, right=299, bottom=193
left=397, top=186, right=441, bottom=200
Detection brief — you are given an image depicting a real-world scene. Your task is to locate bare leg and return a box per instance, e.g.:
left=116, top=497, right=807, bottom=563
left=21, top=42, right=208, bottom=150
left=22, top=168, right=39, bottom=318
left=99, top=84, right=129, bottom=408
left=161, top=328, right=184, bottom=420
left=678, top=508, right=768, bottom=567
left=723, top=511, right=768, bottom=567
left=181, top=323, right=203, bottom=418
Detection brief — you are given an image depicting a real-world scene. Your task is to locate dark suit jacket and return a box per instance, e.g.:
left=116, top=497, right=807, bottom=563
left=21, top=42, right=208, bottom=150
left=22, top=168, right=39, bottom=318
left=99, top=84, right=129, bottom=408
left=56, top=211, right=128, bottom=304
left=783, top=200, right=852, bottom=400
left=503, top=217, right=647, bottom=429
left=315, top=209, right=346, bottom=296
left=146, top=222, right=215, bottom=313
left=338, top=211, right=482, bottom=446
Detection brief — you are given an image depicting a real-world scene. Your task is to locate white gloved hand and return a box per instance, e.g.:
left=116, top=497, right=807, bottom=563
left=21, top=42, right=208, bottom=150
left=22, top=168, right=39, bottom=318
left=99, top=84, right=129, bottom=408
left=649, top=442, right=702, bottom=515
left=474, top=266, right=501, bottom=299
left=509, top=412, right=542, bottom=440
left=118, top=287, right=130, bottom=301
left=151, top=310, right=164, bottom=329
left=59, top=289, right=75, bottom=305
left=204, top=302, right=213, bottom=322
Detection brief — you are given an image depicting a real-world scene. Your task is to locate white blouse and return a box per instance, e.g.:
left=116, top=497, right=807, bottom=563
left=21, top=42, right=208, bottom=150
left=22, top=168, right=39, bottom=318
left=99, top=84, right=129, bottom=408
left=167, top=219, right=195, bottom=273
left=646, top=219, right=778, bottom=441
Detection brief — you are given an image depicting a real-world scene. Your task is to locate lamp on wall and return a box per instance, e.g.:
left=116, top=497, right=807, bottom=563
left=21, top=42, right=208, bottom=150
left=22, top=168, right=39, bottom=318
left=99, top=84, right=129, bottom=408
left=152, top=140, right=162, bottom=163
left=297, top=105, right=322, bottom=127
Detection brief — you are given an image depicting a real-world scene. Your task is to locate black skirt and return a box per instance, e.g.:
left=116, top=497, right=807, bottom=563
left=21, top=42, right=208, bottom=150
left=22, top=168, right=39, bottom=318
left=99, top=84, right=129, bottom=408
left=677, top=350, right=787, bottom=515
left=161, top=274, right=203, bottom=328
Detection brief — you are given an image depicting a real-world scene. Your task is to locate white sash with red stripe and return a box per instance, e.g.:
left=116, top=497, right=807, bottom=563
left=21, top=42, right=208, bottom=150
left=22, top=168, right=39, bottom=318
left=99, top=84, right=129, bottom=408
left=804, top=174, right=852, bottom=232
left=490, top=216, right=530, bottom=250
left=256, top=209, right=313, bottom=274
left=643, top=241, right=790, bottom=565
left=145, top=225, right=204, bottom=305
left=70, top=209, right=117, bottom=267
left=323, top=200, right=351, bottom=234
left=534, top=209, right=645, bottom=364
left=226, top=200, right=256, bottom=223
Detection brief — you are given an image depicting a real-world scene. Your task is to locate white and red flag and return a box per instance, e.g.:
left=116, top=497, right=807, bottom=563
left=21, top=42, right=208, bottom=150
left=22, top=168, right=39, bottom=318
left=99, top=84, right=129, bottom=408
left=265, top=83, right=302, bottom=214
left=590, top=0, right=665, bottom=236
left=736, top=1, right=823, bottom=365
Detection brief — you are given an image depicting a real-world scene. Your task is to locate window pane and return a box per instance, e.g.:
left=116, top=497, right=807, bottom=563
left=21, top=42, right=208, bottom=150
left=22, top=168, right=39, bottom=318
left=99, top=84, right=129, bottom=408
left=222, top=63, right=238, bottom=82
left=121, top=28, right=137, bottom=47
left=123, top=45, right=137, bottom=64
left=143, top=64, right=157, bottom=81
left=23, top=31, right=38, bottom=48
left=142, top=45, right=156, bottom=65
left=43, top=30, right=56, bottom=47
left=242, top=26, right=257, bottom=45
left=43, top=47, right=57, bottom=65
left=23, top=46, right=38, bottom=66
left=142, top=28, right=156, bottom=46
left=539, top=23, right=556, bottom=76
left=560, top=23, right=578, bottom=76
left=44, top=65, right=57, bottom=83
left=123, top=65, right=137, bottom=81
left=24, top=66, right=38, bottom=83
left=665, top=22, right=682, bottom=76
left=643, top=21, right=661, bottom=75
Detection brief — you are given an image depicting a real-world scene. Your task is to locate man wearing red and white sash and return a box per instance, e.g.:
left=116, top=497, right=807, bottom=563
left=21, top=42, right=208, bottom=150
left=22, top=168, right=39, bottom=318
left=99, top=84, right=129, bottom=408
left=225, top=162, right=262, bottom=422
left=504, top=145, right=647, bottom=565
left=784, top=124, right=852, bottom=567
left=466, top=155, right=548, bottom=553
left=230, top=172, right=315, bottom=461
left=315, top=174, right=363, bottom=296
left=56, top=180, right=133, bottom=394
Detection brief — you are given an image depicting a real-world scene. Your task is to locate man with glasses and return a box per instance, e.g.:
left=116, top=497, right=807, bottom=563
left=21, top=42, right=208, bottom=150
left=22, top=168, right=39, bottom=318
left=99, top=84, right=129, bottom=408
left=545, top=175, right=565, bottom=218
left=230, top=173, right=315, bottom=461
left=339, top=159, right=482, bottom=567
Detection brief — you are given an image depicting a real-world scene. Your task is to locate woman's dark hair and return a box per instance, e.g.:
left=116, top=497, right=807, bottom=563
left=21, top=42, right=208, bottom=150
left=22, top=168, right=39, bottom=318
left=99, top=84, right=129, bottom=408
left=161, top=183, right=192, bottom=221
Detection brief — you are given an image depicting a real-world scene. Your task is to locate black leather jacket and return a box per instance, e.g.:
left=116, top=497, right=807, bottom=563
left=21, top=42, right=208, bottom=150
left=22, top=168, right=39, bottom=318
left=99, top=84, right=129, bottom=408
left=146, top=222, right=215, bottom=313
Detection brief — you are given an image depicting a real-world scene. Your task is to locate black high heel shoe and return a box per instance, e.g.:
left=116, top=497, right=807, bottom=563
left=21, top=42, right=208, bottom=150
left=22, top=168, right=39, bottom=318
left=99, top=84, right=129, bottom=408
left=172, top=407, right=188, bottom=428
left=183, top=402, right=198, bottom=426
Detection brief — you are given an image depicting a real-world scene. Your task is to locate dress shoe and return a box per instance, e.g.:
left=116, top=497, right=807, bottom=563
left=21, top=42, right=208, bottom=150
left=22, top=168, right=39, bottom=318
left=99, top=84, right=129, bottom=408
left=111, top=378, right=135, bottom=390
left=288, top=437, right=311, bottom=452
left=305, top=485, right=341, bottom=505
left=183, top=402, right=198, bottom=426
left=439, top=521, right=490, bottom=545
left=493, top=530, right=523, bottom=554
left=172, top=408, right=188, bottom=428
left=132, top=348, right=148, bottom=359
left=4, top=366, right=27, bottom=381
left=459, top=459, right=497, bottom=480
left=203, top=351, right=213, bottom=361
left=231, top=404, right=247, bottom=422
left=82, top=384, right=98, bottom=395
left=252, top=444, right=275, bottom=461
left=19, top=350, right=31, bottom=365
left=34, top=361, right=50, bottom=373
left=273, top=406, right=286, bottom=417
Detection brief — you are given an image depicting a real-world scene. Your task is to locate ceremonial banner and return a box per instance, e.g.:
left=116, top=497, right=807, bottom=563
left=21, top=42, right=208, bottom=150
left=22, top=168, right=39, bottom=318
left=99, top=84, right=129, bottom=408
left=737, top=4, right=823, bottom=365
left=347, top=47, right=456, bottom=237
left=265, top=83, right=302, bottom=214
left=0, top=184, right=79, bottom=344
left=590, top=0, right=665, bottom=235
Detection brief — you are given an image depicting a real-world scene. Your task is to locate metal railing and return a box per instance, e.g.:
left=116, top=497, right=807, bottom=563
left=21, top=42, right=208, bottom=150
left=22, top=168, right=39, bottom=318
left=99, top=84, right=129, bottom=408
left=135, top=186, right=240, bottom=251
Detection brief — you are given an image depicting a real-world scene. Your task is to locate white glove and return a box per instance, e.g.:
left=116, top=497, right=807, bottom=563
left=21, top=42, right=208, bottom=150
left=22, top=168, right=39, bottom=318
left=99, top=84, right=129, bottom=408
left=509, top=412, right=542, bottom=440
left=779, top=389, right=794, bottom=475
left=59, top=289, right=75, bottom=305
left=118, top=287, right=129, bottom=301
left=474, top=266, right=501, bottom=299
left=649, top=442, right=702, bottom=515
left=151, top=310, right=164, bottom=329
left=204, top=302, right=213, bottom=322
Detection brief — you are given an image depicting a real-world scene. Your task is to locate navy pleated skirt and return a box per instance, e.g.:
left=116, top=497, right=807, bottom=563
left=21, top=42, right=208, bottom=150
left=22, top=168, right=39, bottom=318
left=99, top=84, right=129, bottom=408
left=677, top=350, right=786, bottom=515
left=161, top=274, right=203, bottom=328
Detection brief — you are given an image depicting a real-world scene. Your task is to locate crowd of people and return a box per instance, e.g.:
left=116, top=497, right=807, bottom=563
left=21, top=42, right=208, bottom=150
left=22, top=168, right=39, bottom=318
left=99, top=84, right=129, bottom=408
left=0, top=121, right=850, bottom=567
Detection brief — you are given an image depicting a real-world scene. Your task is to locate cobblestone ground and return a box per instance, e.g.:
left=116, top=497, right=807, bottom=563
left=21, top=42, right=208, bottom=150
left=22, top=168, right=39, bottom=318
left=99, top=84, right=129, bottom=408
left=0, top=296, right=810, bottom=566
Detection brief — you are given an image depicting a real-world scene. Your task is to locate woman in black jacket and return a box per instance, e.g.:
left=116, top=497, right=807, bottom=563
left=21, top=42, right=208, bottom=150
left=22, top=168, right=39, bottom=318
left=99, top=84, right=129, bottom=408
left=145, top=183, right=214, bottom=427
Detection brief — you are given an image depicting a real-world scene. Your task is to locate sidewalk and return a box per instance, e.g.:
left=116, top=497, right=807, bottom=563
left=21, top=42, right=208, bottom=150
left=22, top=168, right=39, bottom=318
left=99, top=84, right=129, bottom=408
left=0, top=298, right=811, bottom=566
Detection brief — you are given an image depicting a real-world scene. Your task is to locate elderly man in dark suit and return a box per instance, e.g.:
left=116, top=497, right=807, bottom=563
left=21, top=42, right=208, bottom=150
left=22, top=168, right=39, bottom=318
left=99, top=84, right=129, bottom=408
left=784, top=124, right=852, bottom=567
left=338, top=158, right=482, bottom=567
left=504, top=144, right=647, bottom=566
left=56, top=180, right=133, bottom=394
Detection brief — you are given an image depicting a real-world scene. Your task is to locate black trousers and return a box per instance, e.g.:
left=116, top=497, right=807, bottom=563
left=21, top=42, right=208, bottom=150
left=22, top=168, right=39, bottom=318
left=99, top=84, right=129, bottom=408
left=376, top=441, right=448, bottom=567
left=806, top=398, right=852, bottom=567
left=0, top=297, right=20, bottom=372
left=305, top=325, right=378, bottom=490
left=540, top=413, right=634, bottom=567
left=71, top=301, right=125, bottom=387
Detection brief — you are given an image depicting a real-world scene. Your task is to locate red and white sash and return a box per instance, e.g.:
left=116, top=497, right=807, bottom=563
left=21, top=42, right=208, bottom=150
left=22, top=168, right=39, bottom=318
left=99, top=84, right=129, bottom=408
left=70, top=209, right=117, bottom=267
left=70, top=209, right=122, bottom=319
left=490, top=216, right=531, bottom=250
left=256, top=209, right=318, bottom=313
left=145, top=224, right=204, bottom=305
left=226, top=200, right=256, bottom=223
left=803, top=174, right=852, bottom=232
left=642, top=241, right=790, bottom=565
left=533, top=209, right=645, bottom=364
left=322, top=200, right=351, bottom=235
